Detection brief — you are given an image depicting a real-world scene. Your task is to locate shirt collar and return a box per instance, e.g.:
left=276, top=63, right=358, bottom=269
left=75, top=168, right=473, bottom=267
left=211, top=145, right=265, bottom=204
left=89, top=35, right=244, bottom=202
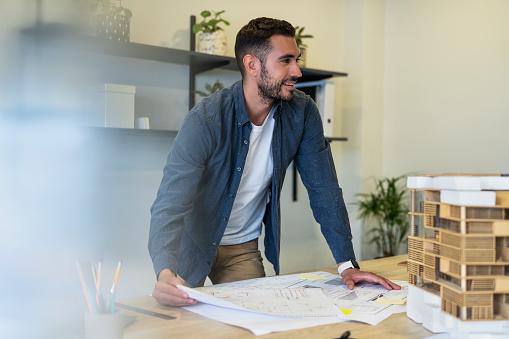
left=233, top=81, right=283, bottom=126
left=233, top=81, right=251, bottom=126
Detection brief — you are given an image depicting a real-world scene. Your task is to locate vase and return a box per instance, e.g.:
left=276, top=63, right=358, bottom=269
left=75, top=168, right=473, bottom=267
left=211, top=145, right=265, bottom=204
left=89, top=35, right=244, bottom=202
left=195, top=31, right=227, bottom=55
left=97, top=14, right=130, bottom=42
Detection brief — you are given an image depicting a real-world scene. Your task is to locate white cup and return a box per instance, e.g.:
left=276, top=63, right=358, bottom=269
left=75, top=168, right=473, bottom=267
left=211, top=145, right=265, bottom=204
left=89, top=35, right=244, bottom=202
left=84, top=311, right=136, bottom=339
left=135, top=117, right=150, bottom=130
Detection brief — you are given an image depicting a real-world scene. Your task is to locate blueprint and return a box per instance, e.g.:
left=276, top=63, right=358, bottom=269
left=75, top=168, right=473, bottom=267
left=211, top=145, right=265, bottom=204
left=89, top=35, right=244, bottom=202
left=190, top=271, right=407, bottom=324
left=188, top=286, right=343, bottom=317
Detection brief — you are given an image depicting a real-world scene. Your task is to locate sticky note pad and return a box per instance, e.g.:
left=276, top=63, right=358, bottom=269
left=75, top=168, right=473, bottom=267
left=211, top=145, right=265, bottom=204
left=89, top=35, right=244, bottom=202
left=299, top=273, right=325, bottom=280
left=375, top=298, right=406, bottom=305
left=340, top=309, right=353, bottom=315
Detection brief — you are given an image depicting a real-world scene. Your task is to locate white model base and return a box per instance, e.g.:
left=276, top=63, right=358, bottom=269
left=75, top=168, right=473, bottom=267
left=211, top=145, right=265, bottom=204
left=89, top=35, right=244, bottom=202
left=407, top=285, right=509, bottom=338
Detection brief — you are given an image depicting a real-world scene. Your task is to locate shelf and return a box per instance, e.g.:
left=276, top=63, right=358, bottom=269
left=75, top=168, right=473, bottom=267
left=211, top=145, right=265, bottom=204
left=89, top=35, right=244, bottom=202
left=21, top=23, right=349, bottom=141
left=84, top=126, right=179, bottom=137
left=325, top=137, right=348, bottom=142
left=22, top=24, right=347, bottom=81
left=80, top=36, right=347, bottom=82
left=81, top=37, right=232, bottom=73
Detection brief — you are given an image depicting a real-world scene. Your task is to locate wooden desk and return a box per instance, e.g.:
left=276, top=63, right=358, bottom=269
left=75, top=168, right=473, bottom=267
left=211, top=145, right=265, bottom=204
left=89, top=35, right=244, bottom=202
left=120, top=255, right=433, bottom=338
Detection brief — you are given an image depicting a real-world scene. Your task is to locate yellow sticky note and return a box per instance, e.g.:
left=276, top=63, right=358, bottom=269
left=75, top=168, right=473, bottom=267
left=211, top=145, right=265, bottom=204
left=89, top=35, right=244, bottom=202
left=340, top=309, right=353, bottom=315
left=299, top=273, right=325, bottom=280
left=375, top=298, right=406, bottom=305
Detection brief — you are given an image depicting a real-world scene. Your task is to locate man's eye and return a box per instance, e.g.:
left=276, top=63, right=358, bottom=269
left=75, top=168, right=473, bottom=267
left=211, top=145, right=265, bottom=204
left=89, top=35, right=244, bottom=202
left=281, top=59, right=290, bottom=63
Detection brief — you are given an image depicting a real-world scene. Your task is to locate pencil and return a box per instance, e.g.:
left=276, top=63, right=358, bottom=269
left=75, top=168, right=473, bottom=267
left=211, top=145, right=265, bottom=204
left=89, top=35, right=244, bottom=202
left=91, top=264, right=97, bottom=287
left=96, top=258, right=103, bottom=307
left=110, top=259, right=122, bottom=313
left=110, top=259, right=122, bottom=294
left=96, top=258, right=103, bottom=291
left=76, top=260, right=93, bottom=313
left=87, top=286, right=98, bottom=314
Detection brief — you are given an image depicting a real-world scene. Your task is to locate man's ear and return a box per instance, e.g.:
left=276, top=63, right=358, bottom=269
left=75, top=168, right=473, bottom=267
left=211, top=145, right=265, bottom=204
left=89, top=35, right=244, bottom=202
left=242, top=54, right=260, bottom=77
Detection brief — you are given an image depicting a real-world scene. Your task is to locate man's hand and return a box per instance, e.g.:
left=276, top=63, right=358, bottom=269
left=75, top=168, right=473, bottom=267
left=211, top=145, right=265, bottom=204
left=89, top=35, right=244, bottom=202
left=152, top=269, right=197, bottom=306
left=340, top=268, right=401, bottom=290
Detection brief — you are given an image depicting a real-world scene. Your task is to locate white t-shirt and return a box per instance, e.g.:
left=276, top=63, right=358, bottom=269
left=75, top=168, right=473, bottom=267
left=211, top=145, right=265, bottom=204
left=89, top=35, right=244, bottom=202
left=220, top=107, right=275, bottom=245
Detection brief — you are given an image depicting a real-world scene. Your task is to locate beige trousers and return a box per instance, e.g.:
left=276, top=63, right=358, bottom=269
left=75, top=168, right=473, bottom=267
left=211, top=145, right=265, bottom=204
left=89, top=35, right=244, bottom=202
left=207, top=238, right=266, bottom=285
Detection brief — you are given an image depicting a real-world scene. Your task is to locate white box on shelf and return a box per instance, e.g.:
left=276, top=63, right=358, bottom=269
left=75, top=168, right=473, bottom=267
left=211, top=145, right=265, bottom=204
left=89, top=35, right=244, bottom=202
left=294, top=80, right=335, bottom=137
left=88, top=84, right=136, bottom=128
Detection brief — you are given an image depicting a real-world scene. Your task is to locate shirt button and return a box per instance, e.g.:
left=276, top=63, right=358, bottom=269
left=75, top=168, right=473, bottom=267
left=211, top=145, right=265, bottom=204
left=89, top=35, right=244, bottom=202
left=237, top=167, right=241, bottom=171
left=212, top=242, right=217, bottom=246
left=244, top=140, right=248, bottom=144
left=238, top=123, right=242, bottom=127
left=229, top=193, right=234, bottom=197
left=223, top=217, right=228, bottom=222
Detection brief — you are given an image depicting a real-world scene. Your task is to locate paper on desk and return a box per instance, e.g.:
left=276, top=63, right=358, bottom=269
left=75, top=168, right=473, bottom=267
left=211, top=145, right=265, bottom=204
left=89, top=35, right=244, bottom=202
left=179, top=284, right=343, bottom=317
left=202, top=271, right=408, bottom=323
left=184, top=302, right=346, bottom=336
left=177, top=285, right=248, bottom=312
left=182, top=272, right=408, bottom=335
left=320, top=277, right=408, bottom=325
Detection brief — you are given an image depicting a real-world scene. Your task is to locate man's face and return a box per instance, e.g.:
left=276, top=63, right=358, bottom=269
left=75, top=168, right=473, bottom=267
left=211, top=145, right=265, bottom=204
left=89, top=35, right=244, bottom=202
left=257, top=35, right=302, bottom=103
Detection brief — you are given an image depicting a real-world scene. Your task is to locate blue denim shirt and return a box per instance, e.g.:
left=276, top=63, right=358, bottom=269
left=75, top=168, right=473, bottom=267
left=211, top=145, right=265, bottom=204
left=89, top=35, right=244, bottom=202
left=149, top=80, right=355, bottom=287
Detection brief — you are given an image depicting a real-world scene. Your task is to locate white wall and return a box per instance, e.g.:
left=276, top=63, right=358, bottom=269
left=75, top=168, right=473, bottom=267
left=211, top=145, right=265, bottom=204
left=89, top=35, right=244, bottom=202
left=339, top=0, right=387, bottom=260
left=339, top=0, right=509, bottom=259
left=383, top=0, right=509, bottom=176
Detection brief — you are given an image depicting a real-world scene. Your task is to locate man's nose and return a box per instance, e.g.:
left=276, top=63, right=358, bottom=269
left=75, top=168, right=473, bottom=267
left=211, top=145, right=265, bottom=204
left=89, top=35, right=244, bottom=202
left=291, top=62, right=302, bottom=78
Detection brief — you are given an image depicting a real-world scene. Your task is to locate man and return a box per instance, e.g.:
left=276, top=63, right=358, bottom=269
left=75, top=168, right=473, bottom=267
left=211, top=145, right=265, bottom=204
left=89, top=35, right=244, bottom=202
left=149, top=17, right=399, bottom=307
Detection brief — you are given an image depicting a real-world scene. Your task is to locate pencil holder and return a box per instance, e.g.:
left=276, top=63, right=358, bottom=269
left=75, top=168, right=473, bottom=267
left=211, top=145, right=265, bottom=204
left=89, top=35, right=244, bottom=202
left=84, top=310, right=136, bottom=339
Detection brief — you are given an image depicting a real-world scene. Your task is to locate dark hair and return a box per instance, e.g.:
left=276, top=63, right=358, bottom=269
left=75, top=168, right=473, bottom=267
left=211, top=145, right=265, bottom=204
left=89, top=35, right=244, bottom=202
left=235, top=17, right=295, bottom=77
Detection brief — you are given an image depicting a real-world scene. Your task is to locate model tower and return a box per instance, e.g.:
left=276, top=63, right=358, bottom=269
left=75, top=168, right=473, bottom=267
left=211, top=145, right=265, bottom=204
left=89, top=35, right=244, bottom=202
left=406, top=174, right=509, bottom=338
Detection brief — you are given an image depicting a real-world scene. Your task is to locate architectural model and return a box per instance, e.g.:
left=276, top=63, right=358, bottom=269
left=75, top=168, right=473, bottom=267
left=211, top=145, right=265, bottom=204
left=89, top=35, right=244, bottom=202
left=406, top=174, right=509, bottom=338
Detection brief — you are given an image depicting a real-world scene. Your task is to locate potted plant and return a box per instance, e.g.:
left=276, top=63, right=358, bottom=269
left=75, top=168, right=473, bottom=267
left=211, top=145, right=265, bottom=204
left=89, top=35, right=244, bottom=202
left=353, top=176, right=410, bottom=258
left=90, top=0, right=133, bottom=42
left=294, top=26, right=313, bottom=67
left=192, top=10, right=230, bottom=55
left=195, top=79, right=224, bottom=98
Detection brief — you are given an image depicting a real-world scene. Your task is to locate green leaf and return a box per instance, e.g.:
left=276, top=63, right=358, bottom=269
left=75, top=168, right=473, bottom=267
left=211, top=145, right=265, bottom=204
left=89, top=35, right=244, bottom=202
left=352, top=175, right=410, bottom=257
left=192, top=23, right=202, bottom=34
left=201, top=10, right=211, bottom=18
left=195, top=90, right=208, bottom=97
left=123, top=8, right=132, bottom=19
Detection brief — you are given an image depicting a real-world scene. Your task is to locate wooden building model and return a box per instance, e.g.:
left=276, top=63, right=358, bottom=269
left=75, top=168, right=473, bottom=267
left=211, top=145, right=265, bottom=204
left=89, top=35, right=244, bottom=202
left=407, top=174, right=509, bottom=323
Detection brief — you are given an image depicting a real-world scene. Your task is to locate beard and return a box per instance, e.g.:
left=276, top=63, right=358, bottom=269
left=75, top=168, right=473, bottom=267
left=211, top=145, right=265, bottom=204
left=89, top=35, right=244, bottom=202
left=257, top=64, right=298, bottom=104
